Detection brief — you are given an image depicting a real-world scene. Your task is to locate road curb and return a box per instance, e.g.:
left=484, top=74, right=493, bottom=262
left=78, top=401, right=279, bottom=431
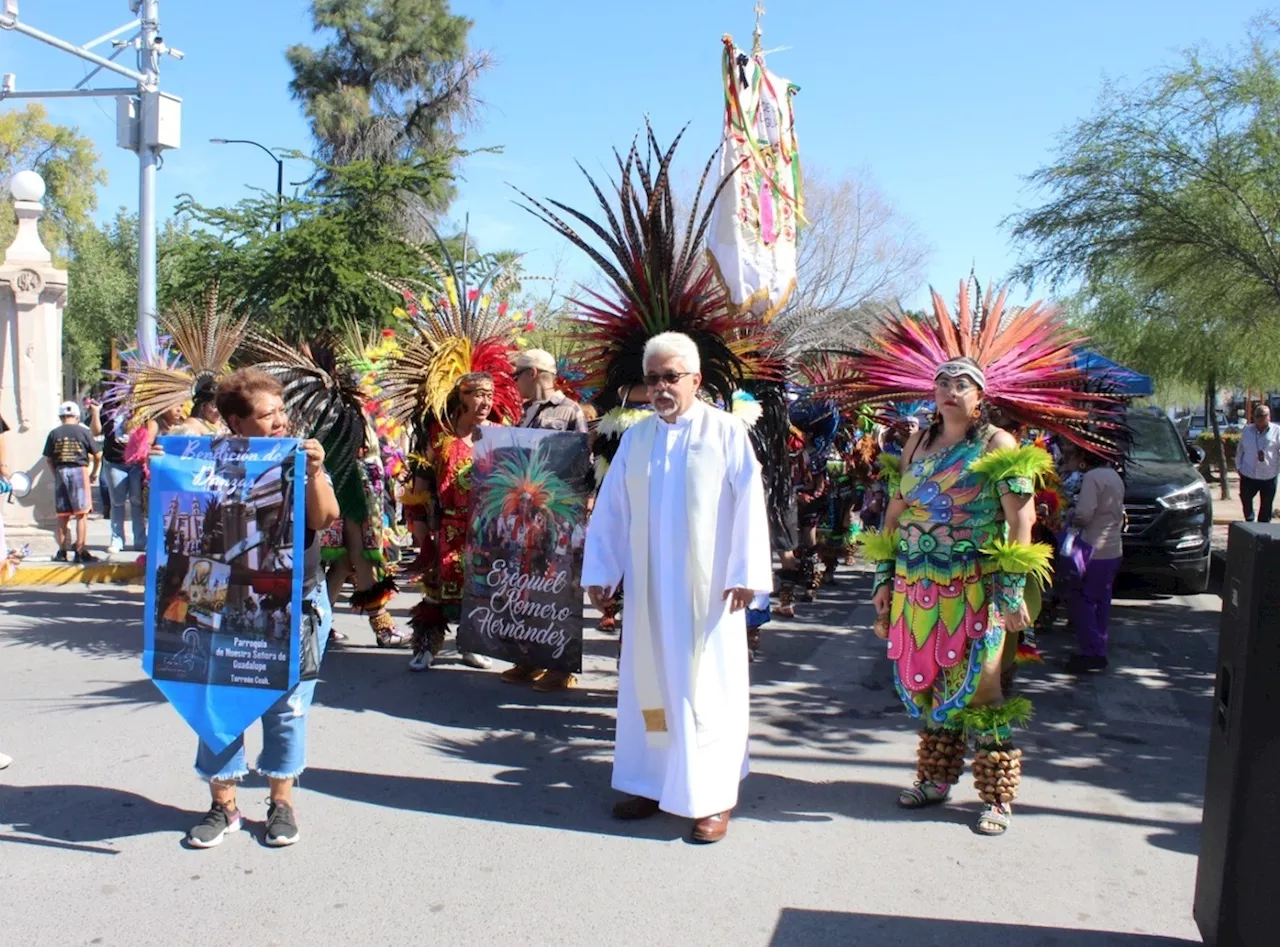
left=1, top=562, right=145, bottom=587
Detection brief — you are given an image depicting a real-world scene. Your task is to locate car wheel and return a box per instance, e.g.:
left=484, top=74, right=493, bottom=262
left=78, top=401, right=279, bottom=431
left=1176, top=554, right=1212, bottom=595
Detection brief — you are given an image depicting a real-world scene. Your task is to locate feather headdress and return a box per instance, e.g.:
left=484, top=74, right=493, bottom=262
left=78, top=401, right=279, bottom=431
left=514, top=122, right=783, bottom=412
left=834, top=279, right=1124, bottom=456
left=106, top=287, right=249, bottom=424
left=245, top=322, right=374, bottom=489
left=375, top=223, right=523, bottom=430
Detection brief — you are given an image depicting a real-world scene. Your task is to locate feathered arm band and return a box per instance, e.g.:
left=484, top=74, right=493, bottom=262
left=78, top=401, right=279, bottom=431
left=982, top=538, right=1054, bottom=615
left=981, top=538, right=1054, bottom=583
left=859, top=528, right=900, bottom=595
left=969, top=445, right=1054, bottom=498
left=859, top=528, right=900, bottom=563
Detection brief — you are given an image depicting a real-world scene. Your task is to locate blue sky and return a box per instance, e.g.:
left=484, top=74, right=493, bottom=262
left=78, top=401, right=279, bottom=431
left=1, top=0, right=1268, bottom=307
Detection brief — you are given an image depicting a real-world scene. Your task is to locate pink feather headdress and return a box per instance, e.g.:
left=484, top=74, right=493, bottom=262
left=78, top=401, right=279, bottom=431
left=838, top=279, right=1123, bottom=456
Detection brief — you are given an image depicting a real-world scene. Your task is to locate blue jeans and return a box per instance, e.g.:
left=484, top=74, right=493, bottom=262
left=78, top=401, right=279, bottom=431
left=194, top=593, right=332, bottom=782
left=102, top=461, right=146, bottom=548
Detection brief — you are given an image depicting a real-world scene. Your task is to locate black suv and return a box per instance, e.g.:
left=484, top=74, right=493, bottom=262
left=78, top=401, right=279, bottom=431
left=1121, top=411, right=1212, bottom=593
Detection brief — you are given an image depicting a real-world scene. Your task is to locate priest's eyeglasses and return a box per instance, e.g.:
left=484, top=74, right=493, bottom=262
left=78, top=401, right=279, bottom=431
left=643, top=371, right=692, bottom=387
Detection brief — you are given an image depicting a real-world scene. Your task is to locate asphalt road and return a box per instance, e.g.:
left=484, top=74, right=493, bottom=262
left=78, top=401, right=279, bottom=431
left=0, top=569, right=1216, bottom=946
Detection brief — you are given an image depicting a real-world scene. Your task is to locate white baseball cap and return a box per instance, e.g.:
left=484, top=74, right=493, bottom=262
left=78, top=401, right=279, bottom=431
left=58, top=401, right=80, bottom=419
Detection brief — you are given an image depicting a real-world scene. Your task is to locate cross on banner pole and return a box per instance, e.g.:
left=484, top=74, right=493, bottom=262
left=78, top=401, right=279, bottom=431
left=751, top=1, right=765, bottom=57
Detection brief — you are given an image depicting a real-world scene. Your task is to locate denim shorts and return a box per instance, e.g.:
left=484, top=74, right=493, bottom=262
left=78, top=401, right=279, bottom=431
left=194, top=591, right=332, bottom=782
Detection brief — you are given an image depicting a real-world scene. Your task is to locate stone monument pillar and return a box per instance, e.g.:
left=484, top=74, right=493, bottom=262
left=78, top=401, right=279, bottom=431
left=1, top=171, right=68, bottom=531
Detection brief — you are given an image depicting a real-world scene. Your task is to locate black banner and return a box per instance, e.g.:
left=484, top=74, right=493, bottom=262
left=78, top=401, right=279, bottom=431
left=457, top=428, right=591, bottom=672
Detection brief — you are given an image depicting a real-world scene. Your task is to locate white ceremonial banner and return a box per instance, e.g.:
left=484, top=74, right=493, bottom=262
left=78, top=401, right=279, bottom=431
left=706, top=37, right=803, bottom=322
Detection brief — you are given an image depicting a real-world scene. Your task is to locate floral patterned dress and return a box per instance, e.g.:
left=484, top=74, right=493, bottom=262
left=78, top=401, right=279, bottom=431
left=887, top=431, right=1034, bottom=727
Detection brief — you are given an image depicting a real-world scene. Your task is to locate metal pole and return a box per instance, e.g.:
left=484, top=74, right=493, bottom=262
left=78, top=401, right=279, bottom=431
left=210, top=138, right=285, bottom=232
left=136, top=0, right=160, bottom=360
left=2, top=18, right=146, bottom=83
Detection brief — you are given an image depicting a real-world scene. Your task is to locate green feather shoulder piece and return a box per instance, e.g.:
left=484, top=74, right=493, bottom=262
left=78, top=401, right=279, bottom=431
left=969, top=445, right=1054, bottom=487
left=981, top=538, right=1054, bottom=584
left=858, top=528, right=900, bottom=563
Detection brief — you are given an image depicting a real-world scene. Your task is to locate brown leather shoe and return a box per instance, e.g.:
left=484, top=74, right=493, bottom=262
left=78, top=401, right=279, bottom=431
left=690, top=810, right=731, bottom=843
left=532, top=670, right=577, bottom=692
left=500, top=665, right=546, bottom=684
left=611, top=796, right=661, bottom=820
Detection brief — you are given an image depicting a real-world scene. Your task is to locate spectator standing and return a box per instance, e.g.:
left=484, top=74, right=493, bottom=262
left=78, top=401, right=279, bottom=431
left=43, top=402, right=101, bottom=563
left=1235, top=404, right=1280, bottom=523
left=99, top=406, right=147, bottom=553
left=1064, top=449, right=1126, bottom=673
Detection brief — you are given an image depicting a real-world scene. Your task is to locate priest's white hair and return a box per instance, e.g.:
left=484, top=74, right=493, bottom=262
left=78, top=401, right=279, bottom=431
left=643, top=332, right=701, bottom=373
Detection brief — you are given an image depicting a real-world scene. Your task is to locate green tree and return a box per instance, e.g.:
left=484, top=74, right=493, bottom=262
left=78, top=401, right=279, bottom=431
left=61, top=212, right=198, bottom=390
left=286, top=0, right=490, bottom=209
left=1008, top=21, right=1280, bottom=495
left=171, top=155, right=458, bottom=338
left=1009, top=22, right=1280, bottom=316
left=0, top=103, right=107, bottom=257
left=1072, top=265, right=1280, bottom=496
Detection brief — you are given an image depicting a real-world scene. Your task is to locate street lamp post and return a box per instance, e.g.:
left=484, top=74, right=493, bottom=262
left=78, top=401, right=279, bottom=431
left=210, top=138, right=284, bottom=232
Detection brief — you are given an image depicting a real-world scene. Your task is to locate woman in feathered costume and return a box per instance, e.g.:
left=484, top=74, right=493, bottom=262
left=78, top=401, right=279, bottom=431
left=246, top=325, right=412, bottom=649
left=516, top=123, right=787, bottom=644
left=376, top=227, right=523, bottom=672
left=846, top=280, right=1121, bottom=835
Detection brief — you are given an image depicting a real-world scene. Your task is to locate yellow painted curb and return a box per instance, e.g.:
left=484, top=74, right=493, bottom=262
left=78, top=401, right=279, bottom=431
left=0, top=562, right=145, bottom=587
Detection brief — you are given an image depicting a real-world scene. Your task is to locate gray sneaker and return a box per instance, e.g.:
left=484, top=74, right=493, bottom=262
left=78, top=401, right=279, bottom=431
left=265, top=800, right=300, bottom=847
left=187, top=802, right=242, bottom=849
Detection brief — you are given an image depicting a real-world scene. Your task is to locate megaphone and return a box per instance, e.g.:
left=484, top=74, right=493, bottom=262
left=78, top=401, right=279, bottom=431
left=0, top=470, right=32, bottom=501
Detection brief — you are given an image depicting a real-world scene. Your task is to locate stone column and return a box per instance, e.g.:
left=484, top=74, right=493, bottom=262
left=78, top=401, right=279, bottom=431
left=1, top=171, right=69, bottom=531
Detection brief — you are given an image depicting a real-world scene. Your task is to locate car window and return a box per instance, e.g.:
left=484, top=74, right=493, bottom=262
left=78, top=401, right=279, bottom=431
left=1130, top=415, right=1188, bottom=464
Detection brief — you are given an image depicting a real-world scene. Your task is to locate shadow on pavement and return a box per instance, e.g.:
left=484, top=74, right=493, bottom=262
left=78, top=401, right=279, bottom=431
left=747, top=566, right=1216, bottom=822
left=1, top=566, right=1217, bottom=845
left=769, top=909, right=1198, bottom=947
left=0, top=588, right=143, bottom=659
left=0, top=783, right=198, bottom=850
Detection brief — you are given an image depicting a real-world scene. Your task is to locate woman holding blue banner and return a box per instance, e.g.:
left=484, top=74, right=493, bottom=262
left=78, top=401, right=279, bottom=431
left=185, top=368, right=340, bottom=849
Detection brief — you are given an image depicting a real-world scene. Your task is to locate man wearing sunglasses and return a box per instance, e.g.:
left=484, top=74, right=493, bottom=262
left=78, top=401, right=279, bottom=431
left=581, top=331, right=772, bottom=844
left=1236, top=403, right=1280, bottom=523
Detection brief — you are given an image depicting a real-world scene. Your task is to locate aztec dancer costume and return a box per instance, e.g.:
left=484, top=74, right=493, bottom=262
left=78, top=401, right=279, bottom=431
left=841, top=281, right=1122, bottom=834
left=375, top=228, right=523, bottom=665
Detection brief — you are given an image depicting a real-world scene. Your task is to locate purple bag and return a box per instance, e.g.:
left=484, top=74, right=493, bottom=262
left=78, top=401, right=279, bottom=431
left=1059, top=529, right=1094, bottom=579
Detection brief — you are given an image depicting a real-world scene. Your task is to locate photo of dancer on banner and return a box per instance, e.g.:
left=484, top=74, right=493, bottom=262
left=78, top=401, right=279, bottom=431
left=145, top=435, right=307, bottom=751
left=458, top=428, right=591, bottom=673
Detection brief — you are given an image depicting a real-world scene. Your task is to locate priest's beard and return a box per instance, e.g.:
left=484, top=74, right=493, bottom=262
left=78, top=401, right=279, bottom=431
left=653, top=391, right=680, bottom=419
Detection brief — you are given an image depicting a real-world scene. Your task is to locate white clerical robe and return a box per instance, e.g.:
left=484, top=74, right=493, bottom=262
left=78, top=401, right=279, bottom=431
left=581, top=399, right=773, bottom=818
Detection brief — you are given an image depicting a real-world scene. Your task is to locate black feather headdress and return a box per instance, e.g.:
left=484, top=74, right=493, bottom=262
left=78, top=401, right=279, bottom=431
left=514, top=121, right=782, bottom=412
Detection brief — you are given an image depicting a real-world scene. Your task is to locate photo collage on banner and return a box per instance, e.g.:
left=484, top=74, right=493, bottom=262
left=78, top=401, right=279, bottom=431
left=144, top=436, right=306, bottom=751
left=458, top=428, right=592, bottom=673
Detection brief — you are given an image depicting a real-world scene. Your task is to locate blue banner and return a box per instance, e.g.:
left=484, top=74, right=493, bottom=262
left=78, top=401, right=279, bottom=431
left=144, top=436, right=306, bottom=752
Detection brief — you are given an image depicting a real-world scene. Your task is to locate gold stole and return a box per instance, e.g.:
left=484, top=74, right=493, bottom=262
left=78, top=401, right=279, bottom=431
left=624, top=404, right=726, bottom=748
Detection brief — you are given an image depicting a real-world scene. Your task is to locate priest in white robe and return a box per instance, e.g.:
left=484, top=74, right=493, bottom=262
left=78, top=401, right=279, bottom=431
left=582, top=331, right=773, bottom=844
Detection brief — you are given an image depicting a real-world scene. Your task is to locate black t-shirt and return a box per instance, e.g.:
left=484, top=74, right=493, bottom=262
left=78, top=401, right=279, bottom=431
left=43, top=423, right=97, bottom=468
left=0, top=414, right=9, bottom=435
left=101, top=412, right=128, bottom=464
